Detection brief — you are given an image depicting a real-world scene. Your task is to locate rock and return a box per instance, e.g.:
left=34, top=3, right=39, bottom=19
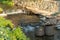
left=13, top=0, right=59, bottom=16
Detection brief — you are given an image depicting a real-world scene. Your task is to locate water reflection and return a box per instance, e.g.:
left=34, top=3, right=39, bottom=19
left=20, top=23, right=37, bottom=40
left=21, top=23, right=36, bottom=33
left=23, top=25, right=35, bottom=33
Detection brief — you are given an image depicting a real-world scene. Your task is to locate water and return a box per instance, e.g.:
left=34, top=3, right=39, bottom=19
left=19, top=14, right=60, bottom=40
left=19, top=14, right=45, bottom=40
left=20, top=24, right=36, bottom=40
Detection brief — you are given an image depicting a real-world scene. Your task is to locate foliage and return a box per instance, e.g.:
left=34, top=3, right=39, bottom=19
left=0, top=8, right=3, bottom=13
left=13, top=27, right=30, bottom=40
left=0, top=17, right=14, bottom=28
left=0, top=17, right=30, bottom=40
left=2, top=1, right=14, bottom=7
left=0, top=0, right=14, bottom=13
left=0, top=27, right=16, bottom=40
left=0, top=0, right=14, bottom=7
